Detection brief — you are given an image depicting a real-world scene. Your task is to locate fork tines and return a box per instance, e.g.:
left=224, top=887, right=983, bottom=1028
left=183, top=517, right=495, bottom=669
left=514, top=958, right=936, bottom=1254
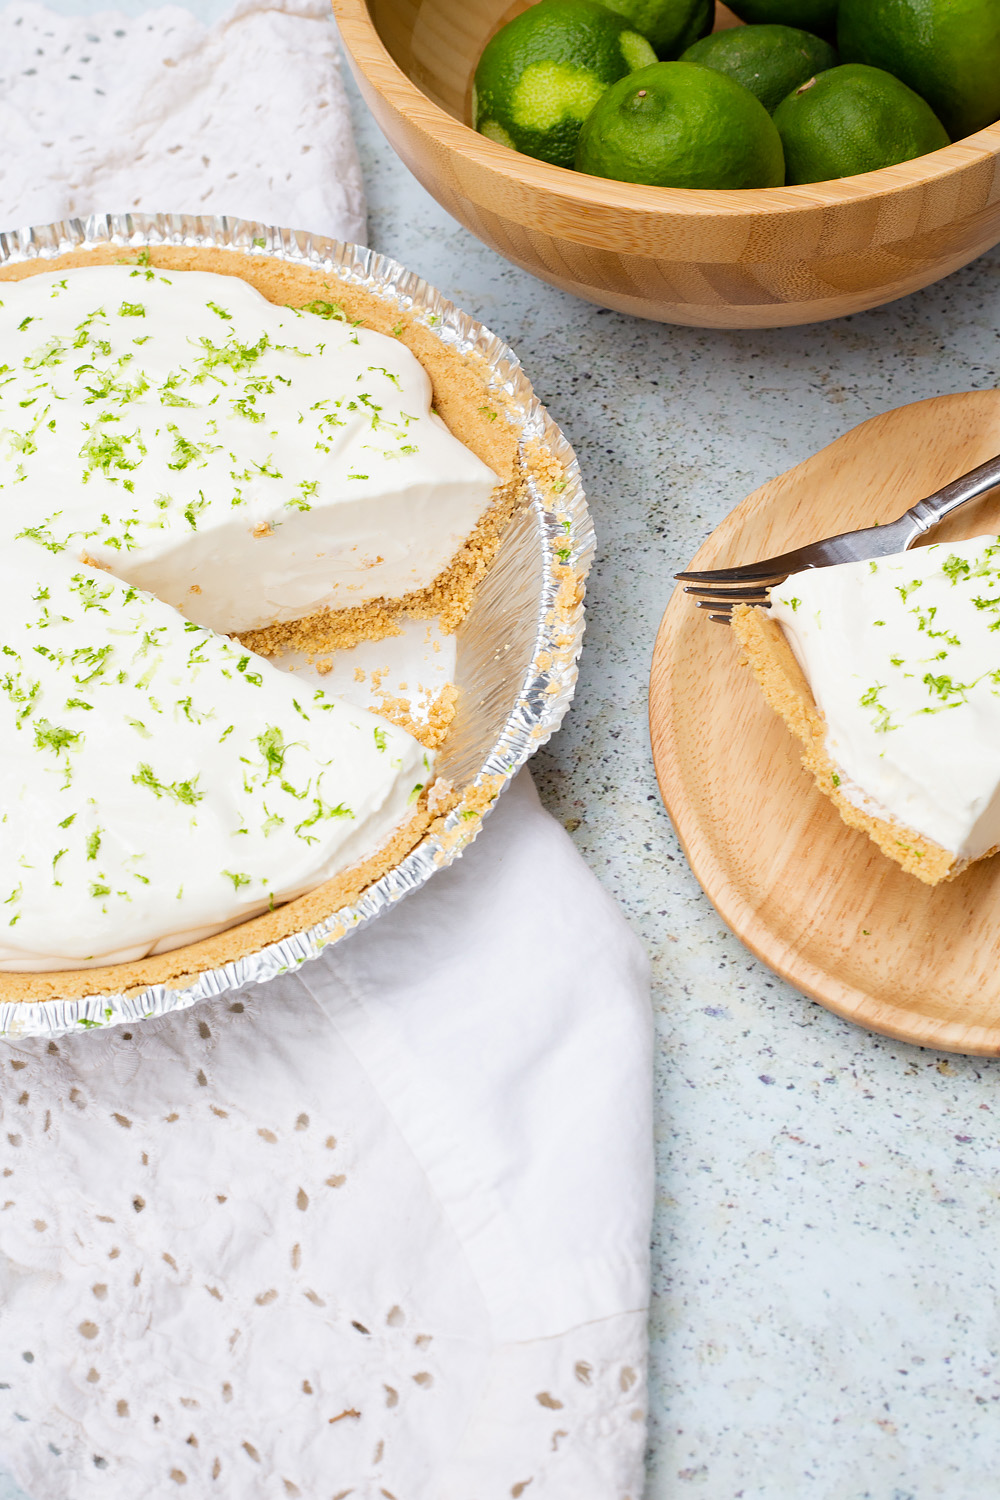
left=686, top=584, right=775, bottom=600
left=676, top=557, right=790, bottom=619
left=682, top=577, right=779, bottom=622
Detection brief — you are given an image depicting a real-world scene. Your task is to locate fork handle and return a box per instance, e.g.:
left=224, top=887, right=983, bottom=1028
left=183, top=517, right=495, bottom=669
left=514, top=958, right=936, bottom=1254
left=907, top=451, right=1000, bottom=535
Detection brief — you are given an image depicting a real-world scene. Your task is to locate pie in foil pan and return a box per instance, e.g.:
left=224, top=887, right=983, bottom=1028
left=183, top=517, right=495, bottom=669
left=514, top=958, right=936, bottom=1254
left=0, top=213, right=593, bottom=1040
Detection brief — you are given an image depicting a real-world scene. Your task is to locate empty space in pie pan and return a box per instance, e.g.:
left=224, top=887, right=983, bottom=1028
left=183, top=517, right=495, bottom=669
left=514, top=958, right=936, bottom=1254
left=0, top=213, right=594, bottom=1040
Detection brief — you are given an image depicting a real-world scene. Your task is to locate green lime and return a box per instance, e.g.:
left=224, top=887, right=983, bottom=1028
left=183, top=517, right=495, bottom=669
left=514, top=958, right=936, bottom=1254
left=575, top=60, right=785, bottom=187
left=727, top=0, right=837, bottom=42
left=473, top=0, right=657, bottom=168
left=596, top=0, right=714, bottom=58
left=838, top=0, right=1000, bottom=141
left=773, top=63, right=950, bottom=184
left=681, top=24, right=837, bottom=112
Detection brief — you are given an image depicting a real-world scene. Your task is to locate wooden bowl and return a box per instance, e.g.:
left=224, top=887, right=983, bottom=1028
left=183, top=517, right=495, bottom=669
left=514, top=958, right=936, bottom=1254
left=333, top=0, right=1000, bottom=328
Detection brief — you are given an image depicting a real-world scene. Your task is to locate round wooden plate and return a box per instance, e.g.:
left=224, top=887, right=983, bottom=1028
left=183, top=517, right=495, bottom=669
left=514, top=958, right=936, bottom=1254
left=650, top=390, right=1000, bottom=1055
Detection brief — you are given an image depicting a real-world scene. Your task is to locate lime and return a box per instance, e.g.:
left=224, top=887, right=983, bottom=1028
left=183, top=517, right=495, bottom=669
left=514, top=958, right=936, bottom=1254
left=681, top=24, right=837, bottom=112
left=575, top=60, right=785, bottom=187
left=473, top=0, right=657, bottom=168
left=727, top=0, right=837, bottom=42
left=596, top=0, right=714, bottom=58
left=773, top=64, right=950, bottom=184
left=839, top=0, right=1000, bottom=141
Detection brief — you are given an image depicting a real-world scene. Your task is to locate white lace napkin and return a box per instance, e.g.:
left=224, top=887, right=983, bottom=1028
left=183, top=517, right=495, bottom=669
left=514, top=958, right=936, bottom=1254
left=0, top=0, right=365, bottom=242
left=0, top=7, right=654, bottom=1497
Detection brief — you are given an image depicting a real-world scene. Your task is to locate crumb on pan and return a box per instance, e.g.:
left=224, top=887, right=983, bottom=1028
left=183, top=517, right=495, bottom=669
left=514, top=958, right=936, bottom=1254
left=374, top=683, right=458, bottom=751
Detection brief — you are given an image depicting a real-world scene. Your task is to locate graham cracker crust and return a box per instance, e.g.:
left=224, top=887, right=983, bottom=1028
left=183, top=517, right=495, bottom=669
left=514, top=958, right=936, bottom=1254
left=730, top=603, right=990, bottom=887
left=0, top=244, right=559, bottom=1003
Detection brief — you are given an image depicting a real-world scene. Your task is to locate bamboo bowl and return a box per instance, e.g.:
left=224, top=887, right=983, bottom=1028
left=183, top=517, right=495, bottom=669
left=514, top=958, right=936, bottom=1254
left=333, top=0, right=1000, bottom=328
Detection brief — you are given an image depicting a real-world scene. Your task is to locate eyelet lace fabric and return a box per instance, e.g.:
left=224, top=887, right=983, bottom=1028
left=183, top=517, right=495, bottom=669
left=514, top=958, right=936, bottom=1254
left=0, top=0, right=365, bottom=244
left=0, top=776, right=653, bottom=1498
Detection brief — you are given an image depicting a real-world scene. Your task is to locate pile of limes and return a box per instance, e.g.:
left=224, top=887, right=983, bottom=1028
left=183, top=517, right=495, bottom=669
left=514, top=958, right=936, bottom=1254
left=472, top=0, right=1000, bottom=188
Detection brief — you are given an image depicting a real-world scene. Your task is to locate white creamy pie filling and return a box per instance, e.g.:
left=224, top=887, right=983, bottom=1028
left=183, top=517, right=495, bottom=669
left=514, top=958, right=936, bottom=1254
left=0, top=263, right=503, bottom=971
left=770, top=535, right=1000, bottom=860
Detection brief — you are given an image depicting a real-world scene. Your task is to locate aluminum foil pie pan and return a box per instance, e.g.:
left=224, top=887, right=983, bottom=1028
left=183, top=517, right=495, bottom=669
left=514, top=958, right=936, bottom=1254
left=0, top=213, right=594, bottom=1040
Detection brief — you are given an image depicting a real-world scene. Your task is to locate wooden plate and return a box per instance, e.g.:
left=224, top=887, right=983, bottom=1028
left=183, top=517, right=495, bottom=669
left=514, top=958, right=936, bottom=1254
left=649, top=391, right=1000, bottom=1055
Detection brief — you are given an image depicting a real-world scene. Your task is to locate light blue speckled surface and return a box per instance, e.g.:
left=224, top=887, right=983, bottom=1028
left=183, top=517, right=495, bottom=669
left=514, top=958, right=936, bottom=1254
left=5, top=3, right=1000, bottom=1494
left=340, top=82, right=1000, bottom=1500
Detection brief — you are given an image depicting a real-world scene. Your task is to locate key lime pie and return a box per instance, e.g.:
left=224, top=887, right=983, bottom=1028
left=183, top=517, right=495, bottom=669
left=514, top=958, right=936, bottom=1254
left=0, top=246, right=527, bottom=997
left=733, top=536, right=1000, bottom=885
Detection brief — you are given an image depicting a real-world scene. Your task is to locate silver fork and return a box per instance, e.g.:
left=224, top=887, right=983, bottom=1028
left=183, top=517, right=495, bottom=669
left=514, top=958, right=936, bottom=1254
left=676, top=450, right=1000, bottom=622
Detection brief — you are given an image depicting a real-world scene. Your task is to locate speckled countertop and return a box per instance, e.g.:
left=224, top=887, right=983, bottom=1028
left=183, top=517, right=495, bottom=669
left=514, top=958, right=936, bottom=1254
left=339, top=75, right=1000, bottom=1500
left=0, top=4, right=997, bottom=1491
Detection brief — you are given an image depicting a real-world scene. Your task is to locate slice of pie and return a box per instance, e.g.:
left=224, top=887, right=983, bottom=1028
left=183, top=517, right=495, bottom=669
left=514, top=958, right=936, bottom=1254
left=0, top=259, right=516, bottom=642
left=0, top=544, right=430, bottom=972
left=732, top=535, right=1000, bottom=885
